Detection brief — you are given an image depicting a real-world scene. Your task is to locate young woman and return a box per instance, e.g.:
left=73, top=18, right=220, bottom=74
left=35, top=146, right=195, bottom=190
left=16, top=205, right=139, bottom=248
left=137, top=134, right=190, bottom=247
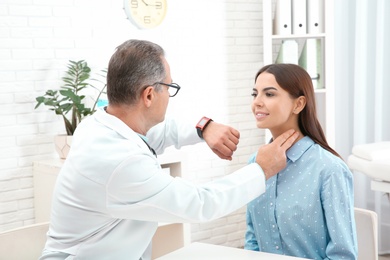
left=245, top=63, right=357, bottom=259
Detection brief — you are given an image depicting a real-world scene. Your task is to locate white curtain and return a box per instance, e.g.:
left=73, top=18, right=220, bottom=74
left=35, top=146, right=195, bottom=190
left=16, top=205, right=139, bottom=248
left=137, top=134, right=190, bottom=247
left=334, top=0, right=390, bottom=254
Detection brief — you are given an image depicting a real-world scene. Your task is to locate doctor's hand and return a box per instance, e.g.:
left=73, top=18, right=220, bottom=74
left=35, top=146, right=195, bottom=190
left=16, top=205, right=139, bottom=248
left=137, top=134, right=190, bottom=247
left=202, top=121, right=240, bottom=161
left=255, top=129, right=299, bottom=180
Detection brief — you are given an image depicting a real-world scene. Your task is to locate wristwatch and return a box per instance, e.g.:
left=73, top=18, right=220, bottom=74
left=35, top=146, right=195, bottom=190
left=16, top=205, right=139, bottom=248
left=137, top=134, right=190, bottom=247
left=196, top=116, right=213, bottom=139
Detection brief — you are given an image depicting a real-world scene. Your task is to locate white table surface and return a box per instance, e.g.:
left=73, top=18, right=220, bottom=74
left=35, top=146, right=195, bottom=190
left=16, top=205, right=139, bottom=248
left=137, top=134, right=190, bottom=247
left=155, top=242, right=310, bottom=260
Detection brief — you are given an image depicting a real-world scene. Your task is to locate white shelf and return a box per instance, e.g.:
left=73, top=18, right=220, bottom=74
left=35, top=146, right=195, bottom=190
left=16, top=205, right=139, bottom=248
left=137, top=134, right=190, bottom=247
left=314, top=88, right=326, bottom=93
left=262, top=0, right=335, bottom=147
left=271, top=33, right=325, bottom=40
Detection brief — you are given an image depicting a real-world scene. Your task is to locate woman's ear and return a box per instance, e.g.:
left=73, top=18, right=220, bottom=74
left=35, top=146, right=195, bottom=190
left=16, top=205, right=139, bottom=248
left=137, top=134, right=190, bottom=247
left=293, top=96, right=306, bottom=114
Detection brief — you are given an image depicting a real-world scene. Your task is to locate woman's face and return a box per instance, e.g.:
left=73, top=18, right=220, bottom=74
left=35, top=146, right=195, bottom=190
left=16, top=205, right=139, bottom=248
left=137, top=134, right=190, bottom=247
left=251, top=71, right=301, bottom=137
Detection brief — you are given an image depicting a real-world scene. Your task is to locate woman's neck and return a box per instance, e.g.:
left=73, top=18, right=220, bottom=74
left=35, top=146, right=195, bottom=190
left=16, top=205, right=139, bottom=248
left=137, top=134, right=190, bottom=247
left=270, top=129, right=304, bottom=146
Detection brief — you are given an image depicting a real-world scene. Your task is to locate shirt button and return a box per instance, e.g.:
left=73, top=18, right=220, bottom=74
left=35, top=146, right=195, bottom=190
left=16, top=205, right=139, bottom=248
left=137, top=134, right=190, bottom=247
left=272, top=225, right=275, bottom=228
left=270, top=202, right=273, bottom=206
left=275, top=246, right=279, bottom=250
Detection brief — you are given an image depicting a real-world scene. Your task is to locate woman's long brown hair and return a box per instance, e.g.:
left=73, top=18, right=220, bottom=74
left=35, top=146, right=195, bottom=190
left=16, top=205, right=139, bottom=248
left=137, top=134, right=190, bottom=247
left=256, top=63, right=341, bottom=158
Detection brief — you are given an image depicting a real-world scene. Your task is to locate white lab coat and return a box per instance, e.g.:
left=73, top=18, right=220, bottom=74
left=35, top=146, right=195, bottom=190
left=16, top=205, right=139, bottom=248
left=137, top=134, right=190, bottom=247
left=40, top=109, right=266, bottom=260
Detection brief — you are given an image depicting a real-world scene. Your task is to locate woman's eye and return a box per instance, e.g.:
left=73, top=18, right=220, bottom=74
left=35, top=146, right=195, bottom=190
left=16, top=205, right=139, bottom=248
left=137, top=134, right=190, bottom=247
left=265, top=92, right=274, bottom=97
left=251, top=92, right=257, bottom=98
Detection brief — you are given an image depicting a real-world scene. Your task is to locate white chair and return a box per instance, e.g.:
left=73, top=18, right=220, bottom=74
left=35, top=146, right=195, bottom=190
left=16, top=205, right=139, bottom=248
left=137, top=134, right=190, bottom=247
left=0, top=222, right=49, bottom=260
left=355, top=207, right=378, bottom=260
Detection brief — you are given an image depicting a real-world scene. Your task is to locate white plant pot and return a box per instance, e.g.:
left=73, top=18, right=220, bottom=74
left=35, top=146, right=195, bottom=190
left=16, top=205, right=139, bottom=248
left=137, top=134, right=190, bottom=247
left=54, top=135, right=73, bottom=159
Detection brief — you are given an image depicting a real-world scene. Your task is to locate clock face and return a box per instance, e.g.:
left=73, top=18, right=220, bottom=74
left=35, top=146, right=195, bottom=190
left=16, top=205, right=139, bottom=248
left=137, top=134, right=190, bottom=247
left=124, top=0, right=168, bottom=29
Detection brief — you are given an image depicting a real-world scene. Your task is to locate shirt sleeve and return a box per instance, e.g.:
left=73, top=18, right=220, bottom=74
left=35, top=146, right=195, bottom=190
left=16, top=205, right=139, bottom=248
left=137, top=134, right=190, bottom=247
left=244, top=152, right=260, bottom=251
left=321, top=162, right=358, bottom=259
left=244, top=207, right=260, bottom=251
left=106, top=154, right=266, bottom=223
left=146, top=117, right=200, bottom=155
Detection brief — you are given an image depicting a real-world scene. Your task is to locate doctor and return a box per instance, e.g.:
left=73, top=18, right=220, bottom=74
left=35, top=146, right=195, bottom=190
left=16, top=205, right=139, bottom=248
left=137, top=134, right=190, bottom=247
left=40, top=39, right=298, bottom=260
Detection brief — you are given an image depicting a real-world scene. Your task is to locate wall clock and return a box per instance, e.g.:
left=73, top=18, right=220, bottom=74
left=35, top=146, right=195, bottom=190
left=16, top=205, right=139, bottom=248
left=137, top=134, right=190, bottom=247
left=124, top=0, right=168, bottom=29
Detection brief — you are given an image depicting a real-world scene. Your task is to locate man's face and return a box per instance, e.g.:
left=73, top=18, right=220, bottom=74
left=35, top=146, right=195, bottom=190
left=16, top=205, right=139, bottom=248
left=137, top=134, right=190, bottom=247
left=153, top=57, right=172, bottom=124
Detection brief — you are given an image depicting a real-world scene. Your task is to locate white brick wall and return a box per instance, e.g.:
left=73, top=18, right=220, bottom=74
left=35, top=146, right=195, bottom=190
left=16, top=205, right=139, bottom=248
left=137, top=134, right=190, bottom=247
left=0, top=0, right=265, bottom=248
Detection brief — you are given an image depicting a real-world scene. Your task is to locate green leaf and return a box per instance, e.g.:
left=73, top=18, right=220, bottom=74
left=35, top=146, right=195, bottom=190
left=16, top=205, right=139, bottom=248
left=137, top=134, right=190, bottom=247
left=34, top=59, right=107, bottom=135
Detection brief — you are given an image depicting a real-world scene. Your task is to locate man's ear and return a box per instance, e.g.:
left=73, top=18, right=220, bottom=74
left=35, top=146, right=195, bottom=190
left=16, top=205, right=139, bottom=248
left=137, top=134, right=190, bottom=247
left=142, top=86, right=154, bottom=108
left=293, top=96, right=306, bottom=114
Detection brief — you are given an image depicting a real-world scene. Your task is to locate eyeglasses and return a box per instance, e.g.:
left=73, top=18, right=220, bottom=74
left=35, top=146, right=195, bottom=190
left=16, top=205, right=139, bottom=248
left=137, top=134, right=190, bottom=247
left=153, top=82, right=181, bottom=97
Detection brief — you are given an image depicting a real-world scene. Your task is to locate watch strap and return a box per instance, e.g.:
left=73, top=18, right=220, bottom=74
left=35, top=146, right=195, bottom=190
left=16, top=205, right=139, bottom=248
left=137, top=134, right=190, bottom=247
left=196, top=116, right=213, bottom=139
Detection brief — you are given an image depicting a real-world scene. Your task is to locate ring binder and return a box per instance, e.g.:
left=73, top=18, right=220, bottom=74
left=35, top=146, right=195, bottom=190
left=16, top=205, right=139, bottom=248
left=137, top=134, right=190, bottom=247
left=307, top=0, right=324, bottom=33
left=292, top=0, right=307, bottom=35
left=275, top=40, right=299, bottom=64
left=273, top=0, right=292, bottom=35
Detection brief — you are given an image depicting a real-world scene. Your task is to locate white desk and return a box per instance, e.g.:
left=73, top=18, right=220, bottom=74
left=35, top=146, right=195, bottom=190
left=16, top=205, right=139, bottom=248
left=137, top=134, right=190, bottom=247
left=155, top=242, right=309, bottom=260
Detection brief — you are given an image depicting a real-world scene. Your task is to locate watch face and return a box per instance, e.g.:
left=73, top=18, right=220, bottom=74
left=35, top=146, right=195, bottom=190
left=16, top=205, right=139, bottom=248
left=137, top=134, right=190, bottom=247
left=199, top=119, right=208, bottom=126
left=124, top=0, right=167, bottom=29
left=196, top=117, right=211, bottom=129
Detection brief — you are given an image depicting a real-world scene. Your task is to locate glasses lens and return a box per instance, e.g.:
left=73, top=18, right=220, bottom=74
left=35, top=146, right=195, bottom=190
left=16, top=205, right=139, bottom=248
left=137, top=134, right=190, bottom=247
left=153, top=82, right=180, bottom=97
left=168, top=83, right=180, bottom=97
left=168, top=86, right=177, bottom=97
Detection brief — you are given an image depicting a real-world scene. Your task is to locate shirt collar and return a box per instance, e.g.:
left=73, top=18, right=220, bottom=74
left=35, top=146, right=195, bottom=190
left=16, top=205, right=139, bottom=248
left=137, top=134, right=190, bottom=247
left=286, top=136, right=315, bottom=162
left=95, top=108, right=156, bottom=157
left=95, top=107, right=140, bottom=142
left=137, top=133, right=149, bottom=142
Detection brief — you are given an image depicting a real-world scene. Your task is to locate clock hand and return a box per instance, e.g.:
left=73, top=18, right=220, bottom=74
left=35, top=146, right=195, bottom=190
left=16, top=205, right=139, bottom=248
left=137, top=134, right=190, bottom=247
left=141, top=0, right=160, bottom=7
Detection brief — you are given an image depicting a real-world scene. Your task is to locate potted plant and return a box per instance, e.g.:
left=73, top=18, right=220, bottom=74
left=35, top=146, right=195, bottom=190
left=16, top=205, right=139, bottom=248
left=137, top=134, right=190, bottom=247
left=35, top=60, right=106, bottom=158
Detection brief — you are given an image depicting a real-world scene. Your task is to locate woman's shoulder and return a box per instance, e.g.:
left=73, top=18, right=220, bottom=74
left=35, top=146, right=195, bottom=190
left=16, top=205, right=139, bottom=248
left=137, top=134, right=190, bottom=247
left=307, top=142, right=352, bottom=177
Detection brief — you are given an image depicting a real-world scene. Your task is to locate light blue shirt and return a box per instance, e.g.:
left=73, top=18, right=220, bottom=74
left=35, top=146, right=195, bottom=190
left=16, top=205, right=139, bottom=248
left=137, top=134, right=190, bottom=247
left=245, top=136, right=357, bottom=260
